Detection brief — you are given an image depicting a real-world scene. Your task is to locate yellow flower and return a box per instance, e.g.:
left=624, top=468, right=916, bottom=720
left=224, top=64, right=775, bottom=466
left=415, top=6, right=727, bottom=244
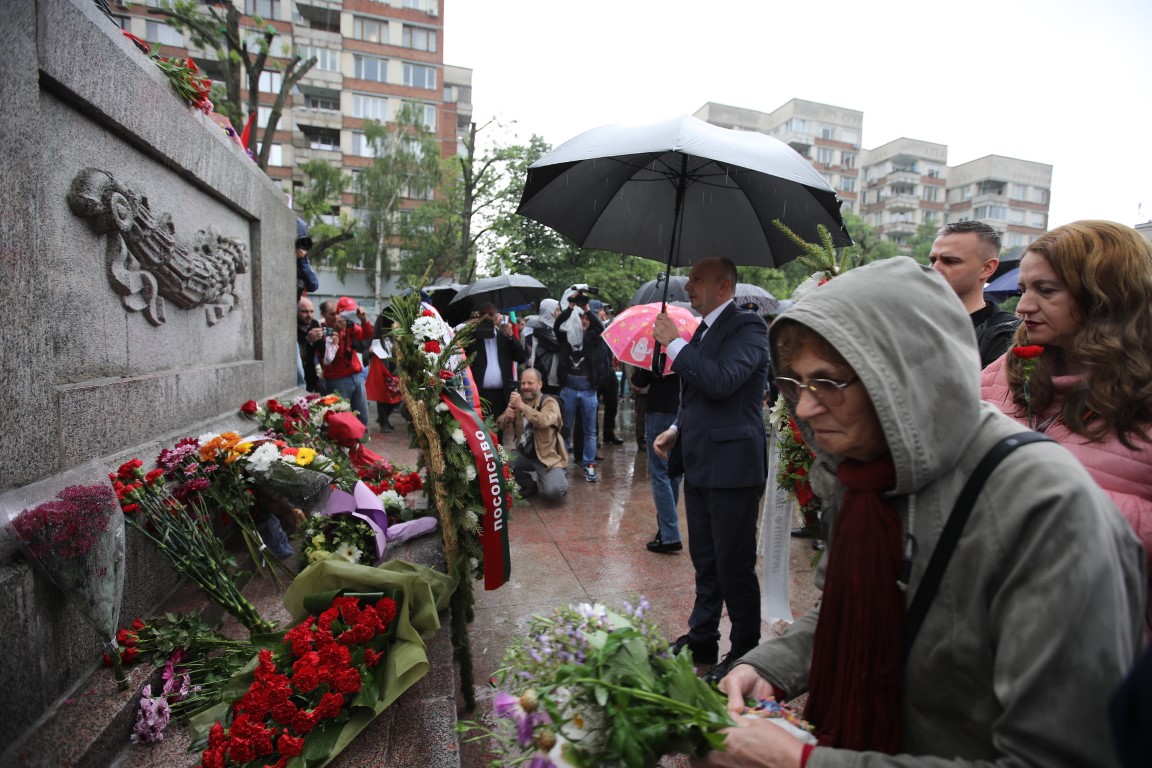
left=311, top=534, right=326, bottom=546
left=307, top=549, right=331, bottom=564
left=295, top=447, right=317, bottom=466
left=234, top=442, right=253, bottom=454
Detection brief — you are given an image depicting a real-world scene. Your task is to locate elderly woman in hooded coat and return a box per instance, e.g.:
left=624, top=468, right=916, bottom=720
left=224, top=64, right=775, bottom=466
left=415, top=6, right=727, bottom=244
left=697, top=257, right=1145, bottom=768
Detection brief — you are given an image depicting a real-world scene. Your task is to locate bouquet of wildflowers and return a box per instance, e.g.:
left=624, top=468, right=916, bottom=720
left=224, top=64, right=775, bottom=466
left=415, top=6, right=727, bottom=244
left=5, top=478, right=128, bottom=688
left=112, top=458, right=274, bottom=634
left=466, top=599, right=734, bottom=767
left=300, top=512, right=378, bottom=568
left=194, top=591, right=399, bottom=768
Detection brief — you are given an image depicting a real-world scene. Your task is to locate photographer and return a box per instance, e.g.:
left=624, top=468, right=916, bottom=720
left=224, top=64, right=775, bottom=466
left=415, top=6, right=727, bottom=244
left=295, top=218, right=319, bottom=299
left=465, top=302, right=526, bottom=441
left=310, top=297, right=373, bottom=427
left=555, top=286, right=605, bottom=482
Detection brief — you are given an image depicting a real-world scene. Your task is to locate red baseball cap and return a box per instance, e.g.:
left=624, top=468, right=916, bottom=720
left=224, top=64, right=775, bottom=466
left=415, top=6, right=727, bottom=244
left=336, top=296, right=358, bottom=313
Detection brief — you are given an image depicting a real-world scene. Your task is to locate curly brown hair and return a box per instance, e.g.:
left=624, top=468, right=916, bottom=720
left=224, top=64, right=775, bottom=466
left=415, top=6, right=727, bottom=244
left=1005, top=220, right=1152, bottom=449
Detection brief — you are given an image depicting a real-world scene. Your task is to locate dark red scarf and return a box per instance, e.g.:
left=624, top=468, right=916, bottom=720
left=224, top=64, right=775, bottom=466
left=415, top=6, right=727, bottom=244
left=803, top=456, right=904, bottom=753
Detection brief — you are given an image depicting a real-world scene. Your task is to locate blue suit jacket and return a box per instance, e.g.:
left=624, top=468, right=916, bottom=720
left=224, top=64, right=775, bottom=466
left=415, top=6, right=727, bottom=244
left=672, top=303, right=770, bottom=489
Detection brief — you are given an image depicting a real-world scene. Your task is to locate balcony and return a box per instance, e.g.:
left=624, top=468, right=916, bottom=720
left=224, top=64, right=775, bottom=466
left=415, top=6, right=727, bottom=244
left=293, top=106, right=344, bottom=130
left=884, top=193, right=919, bottom=212
left=889, top=170, right=919, bottom=186
left=882, top=220, right=918, bottom=236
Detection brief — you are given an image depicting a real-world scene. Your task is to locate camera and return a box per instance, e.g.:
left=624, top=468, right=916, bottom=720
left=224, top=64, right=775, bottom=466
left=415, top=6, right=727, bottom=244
left=296, top=236, right=313, bottom=251
left=323, top=327, right=335, bottom=337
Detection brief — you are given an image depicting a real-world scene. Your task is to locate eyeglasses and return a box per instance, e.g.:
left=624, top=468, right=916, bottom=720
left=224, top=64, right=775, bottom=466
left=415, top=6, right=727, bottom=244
left=775, top=375, right=860, bottom=406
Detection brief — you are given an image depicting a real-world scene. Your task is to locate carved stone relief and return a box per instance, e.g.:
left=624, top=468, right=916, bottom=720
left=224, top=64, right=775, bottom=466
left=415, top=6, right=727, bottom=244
left=67, top=168, right=249, bottom=326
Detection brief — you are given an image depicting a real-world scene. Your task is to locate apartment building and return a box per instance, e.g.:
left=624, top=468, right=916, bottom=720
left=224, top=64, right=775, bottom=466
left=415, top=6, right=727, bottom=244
left=694, top=100, right=863, bottom=215
left=858, top=138, right=948, bottom=245
left=695, top=99, right=1053, bottom=251
left=110, top=0, right=460, bottom=209
left=946, top=155, right=1053, bottom=250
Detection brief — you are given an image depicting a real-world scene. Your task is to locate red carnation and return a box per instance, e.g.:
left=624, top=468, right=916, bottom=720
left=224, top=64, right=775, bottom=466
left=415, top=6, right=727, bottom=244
left=240, top=399, right=258, bottom=415
left=421, top=309, right=436, bottom=317
left=423, top=340, right=442, bottom=354
left=1012, top=345, right=1044, bottom=359
left=438, top=369, right=455, bottom=380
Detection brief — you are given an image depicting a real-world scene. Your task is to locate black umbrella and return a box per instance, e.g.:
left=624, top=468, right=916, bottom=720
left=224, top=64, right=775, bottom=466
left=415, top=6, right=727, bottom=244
left=631, top=275, right=688, bottom=306
left=517, top=114, right=851, bottom=294
left=423, top=281, right=468, bottom=316
left=447, top=275, right=549, bottom=322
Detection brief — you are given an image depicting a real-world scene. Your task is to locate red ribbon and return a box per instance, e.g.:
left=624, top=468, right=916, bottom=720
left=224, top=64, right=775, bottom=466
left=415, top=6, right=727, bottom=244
left=440, top=389, right=511, bottom=590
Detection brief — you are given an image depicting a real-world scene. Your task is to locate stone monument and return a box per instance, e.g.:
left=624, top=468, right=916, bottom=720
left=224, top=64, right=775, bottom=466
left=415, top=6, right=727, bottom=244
left=0, top=0, right=298, bottom=755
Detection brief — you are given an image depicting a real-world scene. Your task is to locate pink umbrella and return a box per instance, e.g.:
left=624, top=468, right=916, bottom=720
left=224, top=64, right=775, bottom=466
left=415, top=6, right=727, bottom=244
left=602, top=303, right=700, bottom=375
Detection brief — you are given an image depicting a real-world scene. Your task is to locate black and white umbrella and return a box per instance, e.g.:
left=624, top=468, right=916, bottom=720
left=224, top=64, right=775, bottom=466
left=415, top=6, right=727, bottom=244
left=733, top=283, right=780, bottom=315
left=447, top=274, right=549, bottom=322
left=517, top=114, right=851, bottom=303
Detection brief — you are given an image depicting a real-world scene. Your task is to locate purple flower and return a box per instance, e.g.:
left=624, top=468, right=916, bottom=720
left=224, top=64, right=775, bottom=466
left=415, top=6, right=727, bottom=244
left=131, top=685, right=171, bottom=744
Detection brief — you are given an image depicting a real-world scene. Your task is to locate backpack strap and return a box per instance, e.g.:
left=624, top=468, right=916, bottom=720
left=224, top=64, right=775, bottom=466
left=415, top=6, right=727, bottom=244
left=905, top=431, right=1052, bottom=656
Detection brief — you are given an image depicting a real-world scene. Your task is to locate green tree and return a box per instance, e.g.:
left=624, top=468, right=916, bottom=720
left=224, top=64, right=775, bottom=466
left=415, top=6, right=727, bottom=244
left=346, top=104, right=443, bottom=307
left=906, top=221, right=941, bottom=265
left=147, top=1, right=315, bottom=170
left=294, top=159, right=356, bottom=262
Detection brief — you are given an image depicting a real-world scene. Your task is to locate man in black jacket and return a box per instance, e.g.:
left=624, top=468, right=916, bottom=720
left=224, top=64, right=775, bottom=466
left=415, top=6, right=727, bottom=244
left=555, top=292, right=606, bottom=482
left=466, top=302, right=526, bottom=437
left=928, top=221, right=1021, bottom=368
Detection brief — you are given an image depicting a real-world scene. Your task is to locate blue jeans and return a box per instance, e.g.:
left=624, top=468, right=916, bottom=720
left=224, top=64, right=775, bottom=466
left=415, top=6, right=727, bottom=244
left=561, top=386, right=598, bottom=467
left=327, top=373, right=370, bottom=428
left=647, top=411, right=682, bottom=543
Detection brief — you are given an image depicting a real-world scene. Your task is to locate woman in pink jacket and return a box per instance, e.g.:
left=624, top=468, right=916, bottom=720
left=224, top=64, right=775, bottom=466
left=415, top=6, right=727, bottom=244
left=981, top=220, right=1152, bottom=578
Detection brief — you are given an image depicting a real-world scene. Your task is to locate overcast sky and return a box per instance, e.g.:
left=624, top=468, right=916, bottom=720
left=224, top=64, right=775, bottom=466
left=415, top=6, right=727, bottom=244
left=444, top=0, right=1151, bottom=229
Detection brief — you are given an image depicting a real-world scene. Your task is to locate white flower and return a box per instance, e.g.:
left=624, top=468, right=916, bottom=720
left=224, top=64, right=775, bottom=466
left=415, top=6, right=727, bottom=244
left=434, top=402, right=450, bottom=413
left=245, top=443, right=280, bottom=474
left=293, top=396, right=310, bottom=409
left=791, top=272, right=826, bottom=302
left=330, top=400, right=350, bottom=412
left=575, top=603, right=608, bottom=622
left=464, top=464, right=477, bottom=481
left=411, top=316, right=443, bottom=340
left=196, top=432, right=219, bottom=446
left=451, top=428, right=466, bottom=445
left=424, top=352, right=440, bottom=366
left=378, top=489, right=404, bottom=508
left=335, top=541, right=362, bottom=563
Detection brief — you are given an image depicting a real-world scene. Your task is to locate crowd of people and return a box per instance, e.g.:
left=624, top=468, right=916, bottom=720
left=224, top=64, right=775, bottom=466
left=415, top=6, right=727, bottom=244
left=293, top=215, right=1152, bottom=766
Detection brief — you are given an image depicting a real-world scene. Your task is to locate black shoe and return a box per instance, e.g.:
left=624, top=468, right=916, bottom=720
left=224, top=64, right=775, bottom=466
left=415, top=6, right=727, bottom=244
left=646, top=535, right=682, bottom=554
left=702, top=652, right=743, bottom=685
left=595, top=453, right=605, bottom=461
left=791, top=525, right=819, bottom=539
left=605, top=436, right=625, bottom=445
left=670, top=635, right=718, bottom=666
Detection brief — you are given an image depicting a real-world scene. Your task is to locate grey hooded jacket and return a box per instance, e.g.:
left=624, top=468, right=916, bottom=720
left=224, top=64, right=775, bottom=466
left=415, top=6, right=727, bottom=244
left=742, top=257, right=1145, bottom=767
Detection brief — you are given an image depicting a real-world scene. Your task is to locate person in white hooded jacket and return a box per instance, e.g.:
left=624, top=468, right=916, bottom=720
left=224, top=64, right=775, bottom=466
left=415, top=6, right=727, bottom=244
left=698, top=257, right=1145, bottom=768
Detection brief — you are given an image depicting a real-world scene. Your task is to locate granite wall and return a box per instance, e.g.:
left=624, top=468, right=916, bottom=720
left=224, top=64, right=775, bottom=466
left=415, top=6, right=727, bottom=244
left=0, top=0, right=298, bottom=751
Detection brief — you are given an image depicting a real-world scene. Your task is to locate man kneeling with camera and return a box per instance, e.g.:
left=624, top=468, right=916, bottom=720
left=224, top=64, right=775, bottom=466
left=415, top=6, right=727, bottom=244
left=498, top=368, right=569, bottom=501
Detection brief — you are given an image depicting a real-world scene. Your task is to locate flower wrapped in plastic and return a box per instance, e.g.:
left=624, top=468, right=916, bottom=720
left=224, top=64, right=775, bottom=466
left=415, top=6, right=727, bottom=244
left=2, top=466, right=128, bottom=688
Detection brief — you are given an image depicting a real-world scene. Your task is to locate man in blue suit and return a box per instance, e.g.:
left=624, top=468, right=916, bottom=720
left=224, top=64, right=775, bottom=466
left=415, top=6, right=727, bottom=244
left=653, top=256, right=770, bottom=683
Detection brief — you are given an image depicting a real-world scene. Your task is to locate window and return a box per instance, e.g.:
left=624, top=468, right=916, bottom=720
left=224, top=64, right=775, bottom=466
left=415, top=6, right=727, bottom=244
left=303, top=93, right=340, bottom=111
left=245, top=0, right=280, bottom=20
left=973, top=205, right=1007, bottom=220
left=840, top=176, right=856, bottom=193
left=924, top=165, right=942, bottom=179
left=298, top=45, right=340, bottom=72
left=1009, top=209, right=1025, bottom=225
left=819, top=126, right=835, bottom=140
left=144, top=21, right=184, bottom=47
left=352, top=131, right=376, bottom=158
left=303, top=127, right=341, bottom=151
left=962, top=185, right=973, bottom=201
left=405, top=101, right=436, bottom=129
left=842, top=152, right=856, bottom=169
left=259, top=71, right=282, bottom=93
left=403, top=181, right=436, bottom=200
left=816, top=147, right=835, bottom=165
left=1010, top=183, right=1027, bottom=200
left=922, top=186, right=939, bottom=202
left=403, top=25, right=437, bottom=52
left=789, top=118, right=811, bottom=133
left=1028, top=212, right=1047, bottom=229
left=353, top=94, right=388, bottom=121
left=403, top=63, right=436, bottom=90
left=354, top=55, right=388, bottom=83
left=257, top=106, right=273, bottom=128
left=1029, top=187, right=1049, bottom=205
left=264, top=143, right=283, bottom=166
left=353, top=16, right=387, bottom=43
left=842, top=129, right=860, bottom=146
left=923, top=211, right=937, bottom=224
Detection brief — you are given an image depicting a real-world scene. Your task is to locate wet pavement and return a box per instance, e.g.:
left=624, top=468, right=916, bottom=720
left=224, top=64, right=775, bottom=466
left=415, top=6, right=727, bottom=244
left=367, top=397, right=824, bottom=767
